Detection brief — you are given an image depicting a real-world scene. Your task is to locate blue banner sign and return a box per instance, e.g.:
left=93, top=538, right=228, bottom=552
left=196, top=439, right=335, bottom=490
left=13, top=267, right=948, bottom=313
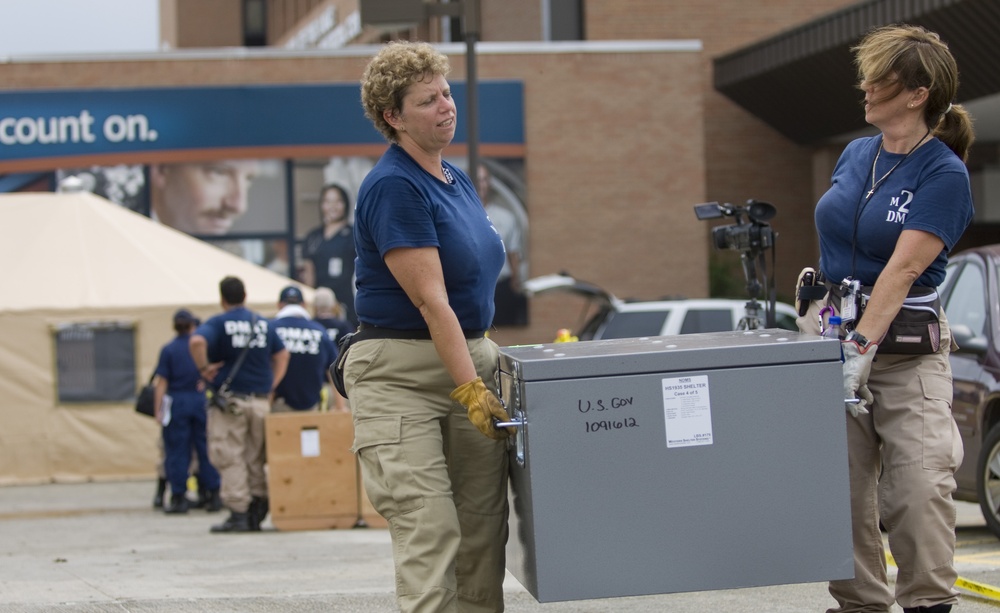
left=0, top=81, right=524, bottom=171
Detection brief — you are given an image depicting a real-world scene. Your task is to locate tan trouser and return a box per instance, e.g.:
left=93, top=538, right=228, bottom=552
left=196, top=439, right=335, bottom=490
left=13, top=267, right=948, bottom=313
left=798, top=298, right=962, bottom=612
left=271, top=397, right=318, bottom=413
left=346, top=337, right=509, bottom=613
left=207, top=395, right=270, bottom=513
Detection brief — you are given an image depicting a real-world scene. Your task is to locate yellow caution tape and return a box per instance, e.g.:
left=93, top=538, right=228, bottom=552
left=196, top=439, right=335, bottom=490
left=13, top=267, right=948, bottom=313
left=955, top=576, right=1000, bottom=602
left=885, top=550, right=1000, bottom=603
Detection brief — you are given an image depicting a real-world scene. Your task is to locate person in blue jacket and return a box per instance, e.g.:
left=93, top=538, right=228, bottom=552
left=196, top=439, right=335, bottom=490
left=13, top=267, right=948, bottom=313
left=154, top=308, right=221, bottom=514
left=271, top=285, right=337, bottom=412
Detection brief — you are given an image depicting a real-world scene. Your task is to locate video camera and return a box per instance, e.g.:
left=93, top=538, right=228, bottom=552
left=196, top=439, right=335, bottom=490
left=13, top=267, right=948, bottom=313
left=693, top=200, right=779, bottom=330
left=693, top=200, right=776, bottom=255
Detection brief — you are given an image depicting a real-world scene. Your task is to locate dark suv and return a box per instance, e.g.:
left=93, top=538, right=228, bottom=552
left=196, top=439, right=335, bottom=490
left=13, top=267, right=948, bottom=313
left=940, top=244, right=1000, bottom=537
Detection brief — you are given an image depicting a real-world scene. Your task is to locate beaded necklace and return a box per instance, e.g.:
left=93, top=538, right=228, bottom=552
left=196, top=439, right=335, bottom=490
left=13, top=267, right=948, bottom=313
left=441, top=164, right=455, bottom=185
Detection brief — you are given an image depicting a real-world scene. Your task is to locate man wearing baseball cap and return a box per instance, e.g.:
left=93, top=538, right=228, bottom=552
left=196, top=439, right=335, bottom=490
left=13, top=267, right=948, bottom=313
left=271, top=285, right=337, bottom=413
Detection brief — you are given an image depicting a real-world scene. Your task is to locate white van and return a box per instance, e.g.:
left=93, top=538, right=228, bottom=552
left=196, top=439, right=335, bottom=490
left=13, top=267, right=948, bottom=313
left=524, top=273, right=798, bottom=341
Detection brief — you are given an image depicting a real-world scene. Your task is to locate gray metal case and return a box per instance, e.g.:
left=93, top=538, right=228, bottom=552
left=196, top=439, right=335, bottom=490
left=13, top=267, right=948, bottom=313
left=498, top=329, right=853, bottom=603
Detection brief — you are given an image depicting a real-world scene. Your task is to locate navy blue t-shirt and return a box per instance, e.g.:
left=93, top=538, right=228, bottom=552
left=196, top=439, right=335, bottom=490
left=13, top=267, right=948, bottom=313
left=155, top=333, right=203, bottom=396
left=195, top=306, right=285, bottom=395
left=354, top=144, right=505, bottom=330
left=303, top=225, right=357, bottom=325
left=816, top=136, right=973, bottom=288
left=316, top=316, right=354, bottom=345
left=272, top=315, right=337, bottom=410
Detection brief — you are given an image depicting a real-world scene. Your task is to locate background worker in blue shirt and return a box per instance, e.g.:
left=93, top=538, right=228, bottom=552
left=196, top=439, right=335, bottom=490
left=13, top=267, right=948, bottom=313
left=271, top=285, right=337, bottom=412
left=190, top=276, right=288, bottom=533
left=154, top=308, right=221, bottom=514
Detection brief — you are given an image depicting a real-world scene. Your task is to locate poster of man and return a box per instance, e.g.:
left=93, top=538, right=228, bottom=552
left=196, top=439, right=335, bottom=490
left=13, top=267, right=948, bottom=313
left=60, top=158, right=288, bottom=269
left=149, top=160, right=260, bottom=235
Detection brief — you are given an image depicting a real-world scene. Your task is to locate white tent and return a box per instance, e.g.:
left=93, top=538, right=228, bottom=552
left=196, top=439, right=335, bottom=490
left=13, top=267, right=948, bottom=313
left=0, top=192, right=311, bottom=485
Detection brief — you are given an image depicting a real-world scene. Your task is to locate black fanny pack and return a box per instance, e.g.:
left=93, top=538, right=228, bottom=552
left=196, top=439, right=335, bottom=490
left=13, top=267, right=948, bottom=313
left=873, top=288, right=941, bottom=355
left=330, top=331, right=357, bottom=399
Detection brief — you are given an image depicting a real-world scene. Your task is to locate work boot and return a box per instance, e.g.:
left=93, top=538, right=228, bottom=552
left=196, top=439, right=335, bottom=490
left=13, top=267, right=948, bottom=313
left=152, top=477, right=167, bottom=509
left=248, top=496, right=270, bottom=531
left=210, top=511, right=250, bottom=533
left=202, top=489, right=223, bottom=513
left=903, top=606, right=952, bottom=613
left=164, top=493, right=190, bottom=514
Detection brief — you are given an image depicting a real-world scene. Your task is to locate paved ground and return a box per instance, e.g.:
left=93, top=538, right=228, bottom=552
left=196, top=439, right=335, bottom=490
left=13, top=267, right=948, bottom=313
left=2, top=479, right=1000, bottom=612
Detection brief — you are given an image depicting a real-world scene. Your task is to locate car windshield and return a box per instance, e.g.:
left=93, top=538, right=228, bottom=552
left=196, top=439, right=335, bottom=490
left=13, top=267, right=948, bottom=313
left=600, top=310, right=670, bottom=338
left=945, top=259, right=988, bottom=337
left=598, top=311, right=670, bottom=339
left=680, top=309, right=733, bottom=334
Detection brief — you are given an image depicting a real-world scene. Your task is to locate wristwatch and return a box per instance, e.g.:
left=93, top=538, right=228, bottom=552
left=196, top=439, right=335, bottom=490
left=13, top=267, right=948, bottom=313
left=845, top=330, right=874, bottom=350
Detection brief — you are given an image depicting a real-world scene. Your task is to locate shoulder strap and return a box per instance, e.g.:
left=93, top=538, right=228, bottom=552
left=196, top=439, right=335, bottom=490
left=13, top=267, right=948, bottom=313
left=218, top=313, right=257, bottom=392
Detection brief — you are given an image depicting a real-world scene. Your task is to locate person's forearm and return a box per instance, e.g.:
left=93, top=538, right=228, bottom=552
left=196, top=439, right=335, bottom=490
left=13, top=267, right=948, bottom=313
left=189, top=336, right=209, bottom=371
left=270, top=351, right=290, bottom=391
left=299, top=260, right=316, bottom=287
left=508, top=253, right=522, bottom=291
left=855, top=278, right=910, bottom=343
left=421, top=303, right=478, bottom=386
left=153, top=376, right=167, bottom=422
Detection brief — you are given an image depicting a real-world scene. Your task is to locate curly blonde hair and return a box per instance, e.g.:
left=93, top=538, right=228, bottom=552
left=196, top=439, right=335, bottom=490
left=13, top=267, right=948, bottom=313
left=360, top=41, right=451, bottom=143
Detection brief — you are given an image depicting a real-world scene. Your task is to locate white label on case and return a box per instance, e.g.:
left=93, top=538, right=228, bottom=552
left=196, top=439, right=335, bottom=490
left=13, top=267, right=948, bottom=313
left=662, top=375, right=713, bottom=448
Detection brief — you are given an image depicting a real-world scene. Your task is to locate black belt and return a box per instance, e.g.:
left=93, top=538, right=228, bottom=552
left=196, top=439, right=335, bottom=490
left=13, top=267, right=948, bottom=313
left=822, top=281, right=874, bottom=301
left=799, top=270, right=935, bottom=303
left=229, top=392, right=269, bottom=400
left=357, top=322, right=485, bottom=340
left=821, top=281, right=935, bottom=300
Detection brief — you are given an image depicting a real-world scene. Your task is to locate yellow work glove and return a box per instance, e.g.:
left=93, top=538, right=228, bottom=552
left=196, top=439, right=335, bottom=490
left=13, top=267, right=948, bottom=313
left=450, top=377, right=515, bottom=440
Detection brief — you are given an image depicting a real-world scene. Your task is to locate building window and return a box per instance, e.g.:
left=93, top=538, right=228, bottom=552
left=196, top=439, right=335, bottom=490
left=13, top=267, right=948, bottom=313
left=244, top=0, right=268, bottom=47
left=546, top=0, right=584, bottom=41
left=970, top=166, right=1000, bottom=223
left=55, top=322, right=137, bottom=403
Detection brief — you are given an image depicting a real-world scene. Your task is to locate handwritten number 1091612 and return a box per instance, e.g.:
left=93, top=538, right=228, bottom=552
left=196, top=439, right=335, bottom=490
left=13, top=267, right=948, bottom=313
left=579, top=397, right=639, bottom=433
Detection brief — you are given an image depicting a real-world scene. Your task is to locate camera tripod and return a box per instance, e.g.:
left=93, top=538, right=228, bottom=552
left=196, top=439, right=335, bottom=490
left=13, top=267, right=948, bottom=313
left=737, top=297, right=766, bottom=331
left=735, top=245, right=776, bottom=331
left=693, top=199, right=779, bottom=330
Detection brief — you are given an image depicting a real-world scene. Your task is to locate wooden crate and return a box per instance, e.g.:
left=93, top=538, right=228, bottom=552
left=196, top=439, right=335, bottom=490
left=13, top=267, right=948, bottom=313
left=265, top=411, right=386, bottom=530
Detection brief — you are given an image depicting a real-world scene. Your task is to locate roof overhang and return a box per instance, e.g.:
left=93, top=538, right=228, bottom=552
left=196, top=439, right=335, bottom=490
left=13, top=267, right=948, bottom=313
left=714, top=0, right=1000, bottom=145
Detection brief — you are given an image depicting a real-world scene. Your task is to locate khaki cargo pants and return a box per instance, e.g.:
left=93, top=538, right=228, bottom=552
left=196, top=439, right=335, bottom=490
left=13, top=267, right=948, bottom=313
left=207, top=394, right=270, bottom=514
left=345, top=337, right=509, bottom=613
left=270, top=397, right=318, bottom=413
left=798, top=298, right=962, bottom=612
